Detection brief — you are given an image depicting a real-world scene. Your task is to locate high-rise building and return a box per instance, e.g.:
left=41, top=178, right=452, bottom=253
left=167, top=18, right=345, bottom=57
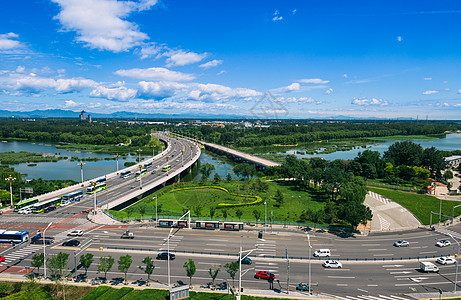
left=87, top=114, right=92, bottom=123
left=79, top=110, right=86, bottom=120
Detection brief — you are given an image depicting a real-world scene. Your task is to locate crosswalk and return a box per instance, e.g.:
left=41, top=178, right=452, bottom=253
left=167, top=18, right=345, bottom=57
left=0, top=215, right=87, bottom=225
left=436, top=228, right=461, bottom=240
left=322, top=293, right=413, bottom=300
left=368, top=191, right=392, bottom=204
left=0, top=244, right=42, bottom=266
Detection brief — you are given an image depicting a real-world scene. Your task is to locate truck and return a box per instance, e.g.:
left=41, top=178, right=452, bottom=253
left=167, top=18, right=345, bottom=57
left=420, top=261, right=439, bottom=273
left=120, top=230, right=134, bottom=239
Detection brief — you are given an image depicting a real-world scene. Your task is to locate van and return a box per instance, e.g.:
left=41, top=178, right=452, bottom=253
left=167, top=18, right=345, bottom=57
left=313, top=249, right=331, bottom=257
left=420, top=261, right=439, bottom=273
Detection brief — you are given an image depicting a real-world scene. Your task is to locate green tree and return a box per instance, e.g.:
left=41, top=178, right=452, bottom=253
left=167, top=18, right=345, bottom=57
left=139, top=257, right=155, bottom=286
left=98, top=256, right=115, bottom=283
left=224, top=261, right=239, bottom=288
left=31, top=252, right=44, bottom=276
left=222, top=209, right=228, bottom=219
left=194, top=205, right=202, bottom=218
left=253, top=209, right=261, bottom=221
left=209, top=206, right=216, bottom=219
left=125, top=207, right=134, bottom=219
left=274, top=189, right=284, bottom=206
left=47, top=252, right=70, bottom=299
left=0, top=284, right=10, bottom=298
left=199, top=163, right=215, bottom=181
left=444, top=170, right=454, bottom=181
left=80, top=253, right=94, bottom=277
left=208, top=265, right=220, bottom=288
left=226, top=173, right=232, bottom=182
left=183, top=259, right=196, bottom=286
left=139, top=204, right=147, bottom=220
left=118, top=254, right=133, bottom=284
left=339, top=201, right=373, bottom=229
left=213, top=173, right=221, bottom=184
left=235, top=208, right=243, bottom=220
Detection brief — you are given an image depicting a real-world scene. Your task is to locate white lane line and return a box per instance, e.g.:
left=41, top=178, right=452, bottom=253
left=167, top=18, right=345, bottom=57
left=367, top=249, right=388, bottom=251
left=336, top=283, right=348, bottom=286
left=208, top=239, right=228, bottom=242
left=373, top=254, right=394, bottom=256
left=205, top=244, right=225, bottom=246
left=383, top=265, right=404, bottom=267
left=367, top=284, right=378, bottom=287
left=357, top=288, right=368, bottom=293
left=419, top=251, right=437, bottom=254
left=203, top=249, right=226, bottom=251
left=328, top=276, right=355, bottom=279
left=361, top=244, right=381, bottom=246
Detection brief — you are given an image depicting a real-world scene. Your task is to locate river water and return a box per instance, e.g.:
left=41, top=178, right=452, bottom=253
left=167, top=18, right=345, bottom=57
left=1, top=133, right=460, bottom=181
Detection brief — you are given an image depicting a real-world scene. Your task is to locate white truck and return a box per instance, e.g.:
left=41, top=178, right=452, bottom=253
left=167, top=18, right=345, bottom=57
left=120, top=230, right=134, bottom=239
left=420, top=261, right=439, bottom=273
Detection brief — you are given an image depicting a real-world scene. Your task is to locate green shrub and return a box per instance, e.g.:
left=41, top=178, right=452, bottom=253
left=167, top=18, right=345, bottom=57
left=121, top=289, right=169, bottom=299
left=81, top=286, right=111, bottom=300
left=99, top=287, right=133, bottom=300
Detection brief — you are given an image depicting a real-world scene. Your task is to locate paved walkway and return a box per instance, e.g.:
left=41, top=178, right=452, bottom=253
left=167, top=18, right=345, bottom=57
left=364, top=191, right=422, bottom=232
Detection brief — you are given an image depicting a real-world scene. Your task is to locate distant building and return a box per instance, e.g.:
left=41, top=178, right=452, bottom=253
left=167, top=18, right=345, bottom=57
left=79, top=111, right=86, bottom=120
left=87, top=114, right=92, bottom=123
left=445, top=155, right=461, bottom=167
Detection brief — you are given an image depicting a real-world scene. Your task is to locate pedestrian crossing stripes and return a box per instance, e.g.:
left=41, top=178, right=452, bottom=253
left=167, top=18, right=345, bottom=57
left=368, top=191, right=392, bottom=205
left=0, top=216, right=87, bottom=225
left=0, top=244, right=42, bottom=266
left=322, top=293, right=413, bottom=300
left=377, top=214, right=391, bottom=231
left=436, top=228, right=461, bottom=240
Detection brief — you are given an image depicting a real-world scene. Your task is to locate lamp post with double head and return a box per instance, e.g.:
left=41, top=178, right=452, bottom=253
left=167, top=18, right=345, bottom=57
left=90, top=181, right=97, bottom=215
left=43, top=221, right=53, bottom=279
left=307, top=233, right=312, bottom=294
left=5, top=175, right=16, bottom=208
left=77, top=161, right=85, bottom=186
left=181, top=149, right=184, bottom=167
left=448, top=233, right=460, bottom=293
left=114, top=154, right=120, bottom=173
left=237, top=246, right=258, bottom=300
left=136, top=148, right=142, bottom=164
left=153, top=196, right=158, bottom=227
left=166, top=155, right=170, bottom=176
left=264, top=201, right=267, bottom=233
left=138, top=164, right=143, bottom=189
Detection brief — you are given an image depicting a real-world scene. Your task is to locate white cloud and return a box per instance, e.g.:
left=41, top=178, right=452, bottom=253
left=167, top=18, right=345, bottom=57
left=277, top=97, right=320, bottom=104
left=422, top=90, right=439, bottom=95
left=89, top=85, right=137, bottom=102
left=457, top=89, right=461, bottom=94
left=324, top=88, right=333, bottom=95
left=292, top=9, right=297, bottom=15
left=192, top=83, right=262, bottom=101
left=298, top=78, right=330, bottom=84
left=351, top=97, right=388, bottom=106
left=0, top=32, right=23, bottom=50
left=272, top=10, right=283, bottom=21
left=284, top=82, right=300, bottom=92
left=217, top=70, right=227, bottom=76
left=138, top=42, right=163, bottom=59
left=199, top=59, right=223, bottom=69
left=55, top=78, right=98, bottom=93
left=114, top=67, right=196, bottom=81
left=137, top=81, right=188, bottom=99
left=164, top=49, right=206, bottom=67
left=424, top=77, right=432, bottom=80
left=397, top=36, right=403, bottom=42
left=343, top=73, right=348, bottom=78
left=51, top=0, right=157, bottom=52
left=64, top=100, right=84, bottom=107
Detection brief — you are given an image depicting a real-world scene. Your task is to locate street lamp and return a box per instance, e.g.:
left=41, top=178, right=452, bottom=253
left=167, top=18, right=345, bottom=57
left=43, top=221, right=53, bottom=279
left=448, top=233, right=460, bottom=292
left=237, top=246, right=258, bottom=300
left=152, top=144, right=156, bottom=157
left=307, top=233, right=312, bottom=294
left=77, top=161, right=85, bottom=186
left=166, top=155, right=170, bottom=176
left=5, top=175, right=16, bottom=208
left=136, top=149, right=142, bottom=163
left=114, top=154, right=120, bottom=173
left=264, top=200, right=267, bottom=233
left=163, top=227, right=175, bottom=287
left=181, top=149, right=184, bottom=167
left=138, top=164, right=143, bottom=189
left=153, top=196, right=158, bottom=227
left=90, top=181, right=97, bottom=215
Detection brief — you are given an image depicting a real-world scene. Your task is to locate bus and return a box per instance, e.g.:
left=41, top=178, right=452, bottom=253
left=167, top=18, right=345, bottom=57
left=62, top=191, right=83, bottom=202
left=158, top=219, right=188, bottom=228
left=0, top=230, right=30, bottom=244
left=87, top=182, right=107, bottom=194
left=195, top=220, right=220, bottom=230
left=31, top=197, right=62, bottom=213
left=135, top=169, right=147, bottom=177
left=143, top=162, right=153, bottom=169
left=95, top=177, right=106, bottom=183
left=162, top=165, right=171, bottom=172
left=14, top=198, right=39, bottom=212
left=120, top=170, right=131, bottom=178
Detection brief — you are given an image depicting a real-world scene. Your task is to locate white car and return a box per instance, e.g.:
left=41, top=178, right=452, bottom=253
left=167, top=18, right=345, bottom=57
left=436, top=240, right=451, bottom=247
left=394, top=240, right=410, bottom=247
left=61, top=201, right=71, bottom=207
left=322, top=260, right=342, bottom=268
left=437, top=257, right=457, bottom=265
left=67, top=230, right=83, bottom=236
left=19, top=208, right=32, bottom=214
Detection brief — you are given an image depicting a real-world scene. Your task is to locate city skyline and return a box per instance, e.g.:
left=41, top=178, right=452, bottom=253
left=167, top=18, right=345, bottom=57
left=1, top=0, right=461, bottom=119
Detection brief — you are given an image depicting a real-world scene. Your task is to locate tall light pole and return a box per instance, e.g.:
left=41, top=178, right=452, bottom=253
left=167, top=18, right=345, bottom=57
left=448, top=233, right=460, bottom=292
left=166, top=155, right=170, bottom=176
left=181, top=149, right=184, bottom=167
left=264, top=201, right=267, bottom=233
left=5, top=175, right=16, bottom=208
left=167, top=227, right=174, bottom=287
left=138, top=164, right=143, bottom=189
left=137, top=148, right=142, bottom=164
left=237, top=246, right=258, bottom=300
left=307, top=233, right=312, bottom=294
left=439, top=198, right=443, bottom=227
left=43, top=221, right=53, bottom=279
left=90, top=181, right=97, bottom=215
left=154, top=196, right=158, bottom=227
left=114, top=154, right=120, bottom=173
left=77, top=161, right=85, bottom=186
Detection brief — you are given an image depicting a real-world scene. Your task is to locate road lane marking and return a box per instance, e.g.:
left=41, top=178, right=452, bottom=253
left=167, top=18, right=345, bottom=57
left=367, top=284, right=378, bottom=286
left=419, top=251, right=437, bottom=254
left=373, top=254, right=394, bottom=256
left=367, top=249, right=388, bottom=251
left=328, top=276, right=355, bottom=279
left=357, top=288, right=368, bottom=293
left=203, top=249, right=226, bottom=251
left=383, top=265, right=404, bottom=267
left=390, top=271, right=412, bottom=274
left=336, top=283, right=348, bottom=286
left=361, top=244, right=381, bottom=246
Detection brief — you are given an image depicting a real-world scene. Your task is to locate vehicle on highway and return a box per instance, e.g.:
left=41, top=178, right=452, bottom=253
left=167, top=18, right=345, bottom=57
left=322, top=260, right=342, bottom=268
left=31, top=237, right=54, bottom=245
left=254, top=271, right=275, bottom=280
left=120, top=230, right=134, bottom=239
left=67, top=230, right=83, bottom=236
left=151, top=170, right=156, bottom=174
left=296, top=283, right=309, bottom=291
left=437, top=256, right=457, bottom=265
left=135, top=169, right=148, bottom=178
left=32, top=197, right=62, bottom=213
left=239, top=257, right=252, bottom=265
left=0, top=256, right=5, bottom=262
left=0, top=230, right=30, bottom=244
left=393, top=240, right=410, bottom=247
left=313, top=249, right=330, bottom=257
left=156, top=252, right=175, bottom=260
left=14, top=198, right=39, bottom=212
left=120, top=170, right=131, bottom=178
left=144, top=162, right=153, bottom=169
left=162, top=165, right=171, bottom=172
left=61, top=200, right=71, bottom=207
left=420, top=261, right=439, bottom=272
left=18, top=207, right=32, bottom=214
left=44, top=205, right=56, bottom=213
left=62, top=239, right=80, bottom=247
left=87, top=182, right=107, bottom=194
left=62, top=191, right=83, bottom=202
left=436, top=240, right=451, bottom=247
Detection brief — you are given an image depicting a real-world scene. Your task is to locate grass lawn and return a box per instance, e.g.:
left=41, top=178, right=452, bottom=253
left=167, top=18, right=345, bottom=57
left=368, top=187, right=461, bottom=225
left=109, top=179, right=327, bottom=223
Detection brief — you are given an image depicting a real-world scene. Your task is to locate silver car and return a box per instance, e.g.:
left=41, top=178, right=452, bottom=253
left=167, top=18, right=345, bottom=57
left=394, top=240, right=410, bottom=247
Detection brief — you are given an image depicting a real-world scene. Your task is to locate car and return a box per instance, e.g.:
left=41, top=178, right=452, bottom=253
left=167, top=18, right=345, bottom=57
left=296, top=283, right=309, bottom=291
left=151, top=170, right=156, bottom=174
left=61, top=201, right=71, bottom=207
left=156, top=252, right=175, bottom=260
left=0, top=256, right=5, bottom=262
left=437, top=256, right=457, bottom=265
left=44, top=205, right=56, bottom=213
left=239, top=257, right=252, bottom=265
left=62, top=239, right=80, bottom=247
left=254, top=271, right=275, bottom=280
left=31, top=237, right=54, bottom=245
left=313, top=249, right=331, bottom=257
left=67, top=230, right=83, bottom=236
left=394, top=240, right=410, bottom=247
left=436, top=240, right=451, bottom=247
left=19, top=208, right=32, bottom=214
left=322, top=260, right=343, bottom=268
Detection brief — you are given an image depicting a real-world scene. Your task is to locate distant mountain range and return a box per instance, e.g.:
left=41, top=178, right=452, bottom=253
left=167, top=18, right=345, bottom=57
left=0, top=109, right=415, bottom=120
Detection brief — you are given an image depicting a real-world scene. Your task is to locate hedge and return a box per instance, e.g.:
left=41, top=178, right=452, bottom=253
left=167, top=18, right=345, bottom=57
left=81, top=286, right=111, bottom=300
left=121, top=289, right=169, bottom=299
left=99, top=287, right=133, bottom=300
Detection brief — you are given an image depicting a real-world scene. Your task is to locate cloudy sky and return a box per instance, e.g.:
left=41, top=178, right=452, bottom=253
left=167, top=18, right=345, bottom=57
left=1, top=0, right=461, bottom=119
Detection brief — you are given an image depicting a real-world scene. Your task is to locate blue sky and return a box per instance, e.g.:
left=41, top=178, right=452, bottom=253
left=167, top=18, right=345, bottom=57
left=1, top=0, right=461, bottom=119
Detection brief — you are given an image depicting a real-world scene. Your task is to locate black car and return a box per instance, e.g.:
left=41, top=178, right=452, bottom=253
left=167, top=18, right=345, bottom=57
left=44, top=206, right=56, bottom=213
left=156, top=252, right=175, bottom=260
left=62, top=239, right=80, bottom=247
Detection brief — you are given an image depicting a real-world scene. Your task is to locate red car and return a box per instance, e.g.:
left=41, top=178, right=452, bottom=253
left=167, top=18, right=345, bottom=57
left=254, top=271, right=275, bottom=280
left=0, top=256, right=5, bottom=262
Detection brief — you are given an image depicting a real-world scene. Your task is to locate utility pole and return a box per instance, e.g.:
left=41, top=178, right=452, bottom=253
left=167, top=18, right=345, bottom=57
left=114, top=153, right=120, bottom=173
left=286, top=248, right=290, bottom=294
left=5, top=175, right=16, bottom=208
left=77, top=161, right=85, bottom=186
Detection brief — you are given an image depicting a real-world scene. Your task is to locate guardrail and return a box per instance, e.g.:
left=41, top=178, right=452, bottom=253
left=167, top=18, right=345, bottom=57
left=104, top=246, right=451, bottom=262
